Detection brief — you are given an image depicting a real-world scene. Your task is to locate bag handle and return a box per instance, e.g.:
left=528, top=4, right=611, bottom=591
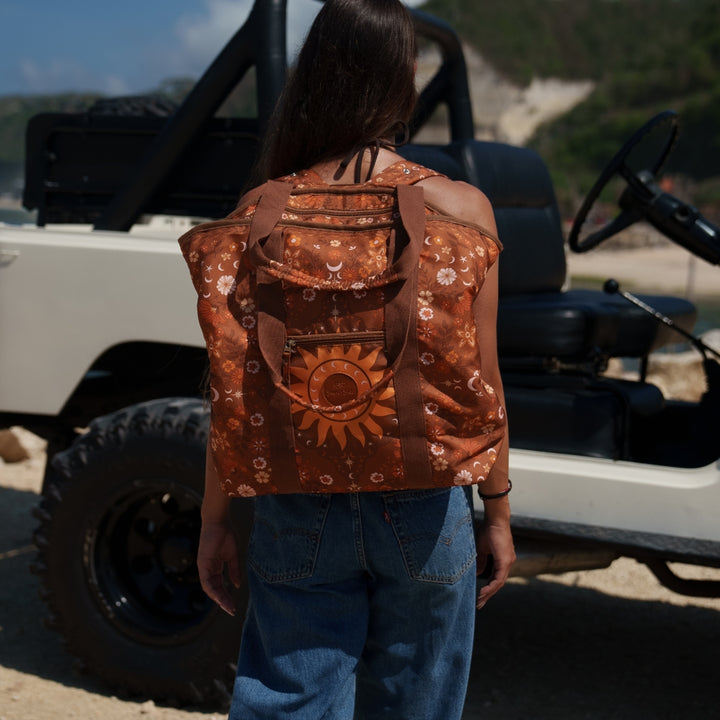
left=245, top=180, right=433, bottom=487
left=247, top=181, right=425, bottom=414
left=245, top=181, right=422, bottom=285
left=245, top=180, right=293, bottom=268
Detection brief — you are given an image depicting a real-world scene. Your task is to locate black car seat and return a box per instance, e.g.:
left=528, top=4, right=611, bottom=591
left=403, top=140, right=697, bottom=365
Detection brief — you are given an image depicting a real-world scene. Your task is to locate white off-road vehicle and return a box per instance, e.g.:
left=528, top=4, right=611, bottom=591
left=1, top=0, right=718, bottom=708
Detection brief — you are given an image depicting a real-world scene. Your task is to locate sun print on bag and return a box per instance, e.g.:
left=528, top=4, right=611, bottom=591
left=288, top=344, right=395, bottom=449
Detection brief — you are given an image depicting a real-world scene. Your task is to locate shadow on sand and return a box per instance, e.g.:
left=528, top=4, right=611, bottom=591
left=465, top=574, right=720, bottom=720
left=1, top=484, right=718, bottom=718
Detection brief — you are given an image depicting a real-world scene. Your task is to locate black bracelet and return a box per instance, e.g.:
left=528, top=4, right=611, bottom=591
left=478, top=479, right=512, bottom=500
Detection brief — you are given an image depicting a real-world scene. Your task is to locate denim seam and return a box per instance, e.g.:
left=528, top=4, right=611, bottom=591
left=350, top=493, right=368, bottom=570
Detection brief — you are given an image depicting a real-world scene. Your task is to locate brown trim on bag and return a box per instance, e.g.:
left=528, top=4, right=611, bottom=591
left=424, top=202, right=502, bottom=250
left=387, top=184, right=433, bottom=486
left=247, top=181, right=303, bottom=487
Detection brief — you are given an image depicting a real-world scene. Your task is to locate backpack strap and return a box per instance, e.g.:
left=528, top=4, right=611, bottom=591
left=245, top=180, right=293, bottom=264
left=391, top=184, right=434, bottom=485
left=245, top=180, right=434, bottom=485
left=244, top=180, right=298, bottom=473
left=248, top=182, right=424, bottom=404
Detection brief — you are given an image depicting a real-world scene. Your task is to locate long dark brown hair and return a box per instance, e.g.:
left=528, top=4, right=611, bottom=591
left=256, top=0, right=417, bottom=181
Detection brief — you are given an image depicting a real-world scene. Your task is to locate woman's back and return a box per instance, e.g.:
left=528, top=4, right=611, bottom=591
left=309, top=147, right=497, bottom=233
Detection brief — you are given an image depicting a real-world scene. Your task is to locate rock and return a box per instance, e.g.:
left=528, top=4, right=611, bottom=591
left=139, top=699, right=157, bottom=715
left=605, top=337, right=717, bottom=403
left=702, top=328, right=720, bottom=354
left=0, top=427, right=47, bottom=463
left=0, top=429, right=29, bottom=463
left=645, top=330, right=720, bottom=402
left=646, top=350, right=706, bottom=402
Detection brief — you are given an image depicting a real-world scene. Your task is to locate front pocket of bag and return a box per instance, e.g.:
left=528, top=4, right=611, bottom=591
left=384, top=487, right=476, bottom=584
left=248, top=494, right=331, bottom=583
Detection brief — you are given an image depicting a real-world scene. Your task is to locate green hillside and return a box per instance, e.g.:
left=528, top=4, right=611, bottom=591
left=424, top=0, right=712, bottom=86
left=424, top=0, right=720, bottom=209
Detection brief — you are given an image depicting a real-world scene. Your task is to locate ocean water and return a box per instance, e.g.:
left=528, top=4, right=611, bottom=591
left=0, top=206, right=36, bottom=224
left=695, top=298, right=720, bottom=336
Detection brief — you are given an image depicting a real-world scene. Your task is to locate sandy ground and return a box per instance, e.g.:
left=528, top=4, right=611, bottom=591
left=1, top=428, right=720, bottom=720
left=565, top=239, right=719, bottom=300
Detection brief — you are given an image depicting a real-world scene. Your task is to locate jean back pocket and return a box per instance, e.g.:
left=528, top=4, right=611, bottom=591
left=383, top=487, right=476, bottom=584
left=248, top=494, right=331, bottom=583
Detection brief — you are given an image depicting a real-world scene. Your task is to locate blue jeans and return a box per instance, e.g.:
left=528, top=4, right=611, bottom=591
left=229, top=487, right=477, bottom=720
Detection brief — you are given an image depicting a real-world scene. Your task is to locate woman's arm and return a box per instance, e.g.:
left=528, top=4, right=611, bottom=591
left=196, top=439, right=242, bottom=615
left=471, top=260, right=516, bottom=608
left=420, top=177, right=515, bottom=606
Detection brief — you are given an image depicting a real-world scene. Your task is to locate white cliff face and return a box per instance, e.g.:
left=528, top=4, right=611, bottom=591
left=415, top=43, right=595, bottom=145
left=495, top=76, right=595, bottom=145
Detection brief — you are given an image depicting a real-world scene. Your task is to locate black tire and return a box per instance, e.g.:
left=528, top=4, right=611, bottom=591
left=32, top=398, right=250, bottom=708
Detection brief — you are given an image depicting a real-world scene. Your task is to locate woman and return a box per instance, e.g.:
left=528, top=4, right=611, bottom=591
left=193, top=0, right=515, bottom=717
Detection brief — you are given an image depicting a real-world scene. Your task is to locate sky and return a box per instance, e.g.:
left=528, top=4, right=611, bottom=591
left=0, top=0, right=425, bottom=98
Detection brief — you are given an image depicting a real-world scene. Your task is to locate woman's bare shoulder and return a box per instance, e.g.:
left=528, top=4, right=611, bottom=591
left=417, top=175, right=497, bottom=235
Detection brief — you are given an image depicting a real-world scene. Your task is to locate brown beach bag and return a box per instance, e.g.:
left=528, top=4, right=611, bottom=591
left=179, top=162, right=506, bottom=496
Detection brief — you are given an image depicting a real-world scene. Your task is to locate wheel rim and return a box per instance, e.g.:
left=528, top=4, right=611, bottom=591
left=83, top=479, right=215, bottom=646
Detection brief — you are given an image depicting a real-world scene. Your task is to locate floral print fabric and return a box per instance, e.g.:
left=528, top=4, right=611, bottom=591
left=179, top=161, right=506, bottom=497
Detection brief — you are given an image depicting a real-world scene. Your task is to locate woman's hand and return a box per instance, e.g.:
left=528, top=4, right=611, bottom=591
left=197, top=519, right=242, bottom=616
left=476, top=502, right=516, bottom=610
left=198, top=439, right=242, bottom=615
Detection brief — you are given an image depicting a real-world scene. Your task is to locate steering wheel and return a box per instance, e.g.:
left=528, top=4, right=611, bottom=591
left=568, top=111, right=679, bottom=253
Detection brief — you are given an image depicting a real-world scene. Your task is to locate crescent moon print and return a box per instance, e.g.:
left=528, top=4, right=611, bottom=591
left=467, top=371, right=483, bottom=394
left=327, top=262, right=343, bottom=272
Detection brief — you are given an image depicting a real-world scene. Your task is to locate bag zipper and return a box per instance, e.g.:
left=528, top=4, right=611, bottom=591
left=283, top=205, right=394, bottom=218
left=284, top=330, right=385, bottom=355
